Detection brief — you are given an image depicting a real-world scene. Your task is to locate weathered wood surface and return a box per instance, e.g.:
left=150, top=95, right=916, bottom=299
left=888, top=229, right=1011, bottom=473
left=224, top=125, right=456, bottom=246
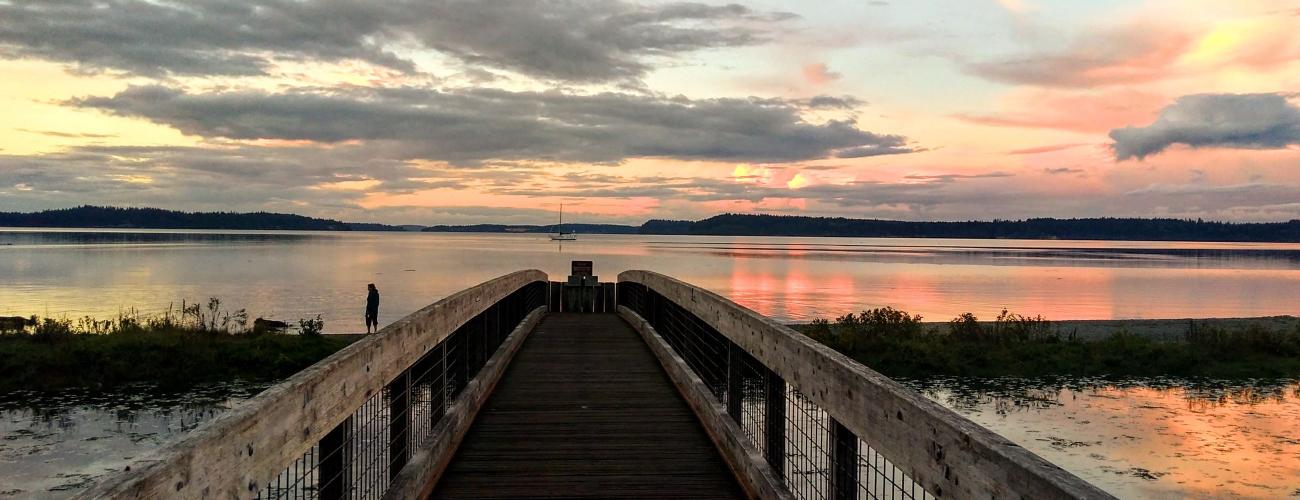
left=384, top=306, right=546, bottom=500
left=619, top=270, right=1113, bottom=500
left=431, top=313, right=746, bottom=499
left=620, top=306, right=793, bottom=500
left=79, top=270, right=547, bottom=500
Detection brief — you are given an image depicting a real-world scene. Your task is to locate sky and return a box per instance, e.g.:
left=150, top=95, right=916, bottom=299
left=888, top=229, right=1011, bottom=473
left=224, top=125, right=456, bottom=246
left=1, top=0, right=1298, bottom=225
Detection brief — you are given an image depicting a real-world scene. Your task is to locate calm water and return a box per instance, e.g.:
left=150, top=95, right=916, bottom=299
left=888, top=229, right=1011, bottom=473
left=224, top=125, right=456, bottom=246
left=3, top=379, right=1297, bottom=498
left=2, top=229, right=1299, bottom=332
left=3, top=229, right=1300, bottom=498
left=901, top=378, right=1300, bottom=499
left=0, top=382, right=268, bottom=498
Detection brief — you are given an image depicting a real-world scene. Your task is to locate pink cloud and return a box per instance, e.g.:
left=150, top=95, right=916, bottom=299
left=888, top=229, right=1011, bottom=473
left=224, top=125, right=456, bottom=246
left=1006, top=143, right=1091, bottom=155
left=801, top=63, right=841, bottom=86
left=954, top=89, right=1166, bottom=133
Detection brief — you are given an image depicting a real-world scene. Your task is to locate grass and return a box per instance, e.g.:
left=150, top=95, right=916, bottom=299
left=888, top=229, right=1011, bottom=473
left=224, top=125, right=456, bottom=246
left=0, top=300, right=359, bottom=393
left=800, top=308, right=1300, bottom=379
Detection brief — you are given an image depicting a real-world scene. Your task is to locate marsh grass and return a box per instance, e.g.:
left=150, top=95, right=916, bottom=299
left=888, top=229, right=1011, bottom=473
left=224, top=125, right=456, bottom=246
left=803, top=308, right=1300, bottom=378
left=0, top=301, right=357, bottom=393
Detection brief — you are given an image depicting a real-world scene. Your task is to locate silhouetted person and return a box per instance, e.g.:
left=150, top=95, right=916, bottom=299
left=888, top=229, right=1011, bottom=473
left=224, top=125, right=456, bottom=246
left=365, top=283, right=380, bottom=334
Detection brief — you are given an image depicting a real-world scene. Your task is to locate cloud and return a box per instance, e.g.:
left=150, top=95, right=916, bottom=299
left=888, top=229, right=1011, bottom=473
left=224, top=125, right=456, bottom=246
left=963, top=23, right=1190, bottom=87
left=802, top=95, right=865, bottom=109
left=801, top=63, right=841, bottom=85
left=954, top=88, right=1164, bottom=133
left=1006, top=143, right=1089, bottom=155
left=0, top=0, right=793, bottom=82
left=404, top=1, right=796, bottom=83
left=0, top=0, right=412, bottom=77
left=72, top=85, right=918, bottom=164
left=1110, top=93, right=1300, bottom=160
left=902, top=172, right=1014, bottom=183
left=1124, top=182, right=1297, bottom=197
left=16, top=129, right=115, bottom=139
left=1043, top=167, right=1085, bottom=175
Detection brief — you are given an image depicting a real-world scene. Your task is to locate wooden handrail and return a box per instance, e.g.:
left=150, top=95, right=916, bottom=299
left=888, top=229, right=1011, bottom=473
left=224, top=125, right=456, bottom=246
left=80, top=270, right=548, bottom=499
left=618, top=270, right=1112, bottom=500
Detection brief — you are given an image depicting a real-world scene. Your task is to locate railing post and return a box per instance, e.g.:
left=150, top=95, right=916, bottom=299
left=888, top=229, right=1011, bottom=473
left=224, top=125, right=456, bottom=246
left=764, top=369, right=786, bottom=477
left=388, top=369, right=410, bottom=480
left=318, top=417, right=352, bottom=500
left=831, top=419, right=860, bottom=500
left=726, top=343, right=743, bottom=423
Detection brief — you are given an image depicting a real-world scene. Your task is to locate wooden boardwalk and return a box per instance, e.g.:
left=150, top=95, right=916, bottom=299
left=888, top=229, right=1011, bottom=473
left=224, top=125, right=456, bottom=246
left=431, top=313, right=746, bottom=499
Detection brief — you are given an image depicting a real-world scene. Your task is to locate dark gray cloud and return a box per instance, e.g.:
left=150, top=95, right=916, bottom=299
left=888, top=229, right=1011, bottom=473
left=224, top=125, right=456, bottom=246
left=0, top=0, right=791, bottom=82
left=72, top=85, right=917, bottom=163
left=403, top=0, right=794, bottom=82
left=0, top=0, right=411, bottom=77
left=0, top=144, right=441, bottom=211
left=1109, top=93, right=1300, bottom=160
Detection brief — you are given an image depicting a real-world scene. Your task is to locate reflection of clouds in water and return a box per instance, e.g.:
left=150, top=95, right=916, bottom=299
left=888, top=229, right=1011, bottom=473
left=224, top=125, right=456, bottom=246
left=0, top=381, right=268, bottom=497
left=898, top=377, right=1300, bottom=498
left=4, top=231, right=1300, bottom=326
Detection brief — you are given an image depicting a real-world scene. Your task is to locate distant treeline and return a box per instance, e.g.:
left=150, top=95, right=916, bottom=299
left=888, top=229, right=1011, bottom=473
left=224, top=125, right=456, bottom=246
left=422, top=223, right=639, bottom=234
left=0, top=206, right=405, bottom=231
left=4, top=207, right=1300, bottom=242
left=640, top=214, right=1300, bottom=242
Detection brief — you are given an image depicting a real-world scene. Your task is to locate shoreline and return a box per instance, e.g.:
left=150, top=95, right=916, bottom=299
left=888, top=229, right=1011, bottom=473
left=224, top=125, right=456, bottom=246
left=1014, top=315, right=1298, bottom=342
left=792, top=315, right=1300, bottom=342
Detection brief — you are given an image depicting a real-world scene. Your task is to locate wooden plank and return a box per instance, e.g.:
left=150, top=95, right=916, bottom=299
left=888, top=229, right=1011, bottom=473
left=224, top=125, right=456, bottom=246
left=431, top=313, right=746, bottom=500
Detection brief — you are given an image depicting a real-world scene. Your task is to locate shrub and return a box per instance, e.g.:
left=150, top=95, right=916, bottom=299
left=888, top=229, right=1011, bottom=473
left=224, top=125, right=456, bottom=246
left=298, top=315, right=325, bottom=337
left=948, top=312, right=981, bottom=341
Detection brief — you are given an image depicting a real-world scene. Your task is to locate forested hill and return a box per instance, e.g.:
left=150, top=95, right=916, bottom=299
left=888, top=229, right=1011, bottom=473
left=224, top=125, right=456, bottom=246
left=5, top=207, right=1300, bottom=242
left=0, top=206, right=386, bottom=231
left=422, top=223, right=639, bottom=234
left=639, top=214, right=1300, bottom=242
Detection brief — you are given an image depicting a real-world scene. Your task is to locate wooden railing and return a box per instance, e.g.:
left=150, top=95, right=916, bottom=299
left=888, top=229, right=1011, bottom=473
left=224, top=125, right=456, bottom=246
left=617, top=270, right=1112, bottom=500
left=78, top=270, right=549, bottom=500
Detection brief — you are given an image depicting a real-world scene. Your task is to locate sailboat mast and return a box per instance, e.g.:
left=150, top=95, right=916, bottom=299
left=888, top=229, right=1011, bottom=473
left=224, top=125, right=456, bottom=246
left=558, top=203, right=563, bottom=233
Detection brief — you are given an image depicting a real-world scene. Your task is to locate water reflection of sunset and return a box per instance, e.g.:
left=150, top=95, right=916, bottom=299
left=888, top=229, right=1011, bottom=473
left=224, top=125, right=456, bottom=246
left=3, top=232, right=1300, bottom=330
left=910, top=380, right=1300, bottom=498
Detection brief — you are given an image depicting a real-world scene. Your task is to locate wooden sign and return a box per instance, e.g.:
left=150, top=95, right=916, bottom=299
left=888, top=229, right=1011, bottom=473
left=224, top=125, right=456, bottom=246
left=571, top=260, right=593, bottom=276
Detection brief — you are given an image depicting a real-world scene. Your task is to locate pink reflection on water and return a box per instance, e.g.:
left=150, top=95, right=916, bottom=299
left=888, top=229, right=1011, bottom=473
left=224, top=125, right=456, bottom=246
left=917, top=381, right=1300, bottom=498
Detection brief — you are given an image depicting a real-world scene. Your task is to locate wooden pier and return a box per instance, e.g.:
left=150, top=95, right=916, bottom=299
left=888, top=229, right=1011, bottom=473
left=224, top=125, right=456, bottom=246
left=79, top=269, right=1113, bottom=500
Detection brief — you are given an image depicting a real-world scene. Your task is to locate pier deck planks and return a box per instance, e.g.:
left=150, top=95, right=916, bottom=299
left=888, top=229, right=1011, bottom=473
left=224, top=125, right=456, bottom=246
left=431, top=313, right=746, bottom=499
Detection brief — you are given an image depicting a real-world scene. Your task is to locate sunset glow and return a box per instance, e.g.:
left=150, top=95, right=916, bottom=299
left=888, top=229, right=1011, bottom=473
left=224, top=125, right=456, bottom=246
left=0, top=0, right=1297, bottom=225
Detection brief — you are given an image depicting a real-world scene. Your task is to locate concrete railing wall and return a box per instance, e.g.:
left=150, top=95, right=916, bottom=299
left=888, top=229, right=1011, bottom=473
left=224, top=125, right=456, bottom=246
left=618, top=270, right=1111, bottom=500
left=79, top=270, right=548, bottom=500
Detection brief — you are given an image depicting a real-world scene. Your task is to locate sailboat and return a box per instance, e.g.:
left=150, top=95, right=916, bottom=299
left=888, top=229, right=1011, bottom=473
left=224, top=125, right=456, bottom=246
left=550, top=204, right=577, bottom=241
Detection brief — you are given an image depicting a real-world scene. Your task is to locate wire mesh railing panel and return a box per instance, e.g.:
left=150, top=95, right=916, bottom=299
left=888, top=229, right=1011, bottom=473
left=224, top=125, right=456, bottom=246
left=618, top=281, right=936, bottom=500
left=256, top=281, right=547, bottom=500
